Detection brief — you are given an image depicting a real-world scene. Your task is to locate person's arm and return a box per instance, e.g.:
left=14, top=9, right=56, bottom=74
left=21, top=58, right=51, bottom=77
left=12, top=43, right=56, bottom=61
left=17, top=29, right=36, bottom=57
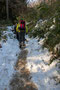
left=18, top=27, right=20, bottom=32
left=26, top=25, right=28, bottom=34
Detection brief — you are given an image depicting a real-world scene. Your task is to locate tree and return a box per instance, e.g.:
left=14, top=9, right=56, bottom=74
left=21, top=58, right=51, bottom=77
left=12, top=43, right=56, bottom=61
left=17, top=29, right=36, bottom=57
left=9, top=0, right=27, bottom=20
left=6, top=0, right=9, bottom=20
left=0, top=0, right=27, bottom=20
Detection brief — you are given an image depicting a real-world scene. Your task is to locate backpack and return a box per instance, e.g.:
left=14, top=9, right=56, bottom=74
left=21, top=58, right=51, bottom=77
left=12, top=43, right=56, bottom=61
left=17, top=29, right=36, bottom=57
left=20, top=20, right=25, bottom=29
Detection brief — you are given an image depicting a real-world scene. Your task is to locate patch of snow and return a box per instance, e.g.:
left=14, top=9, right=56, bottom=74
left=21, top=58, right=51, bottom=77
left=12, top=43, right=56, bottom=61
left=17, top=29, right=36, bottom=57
left=0, top=26, right=20, bottom=90
left=37, top=19, right=43, bottom=24
left=42, top=20, right=47, bottom=25
left=35, top=19, right=43, bottom=28
left=53, top=18, right=56, bottom=23
left=26, top=36, right=60, bottom=90
left=50, top=25, right=56, bottom=30
left=35, top=24, right=39, bottom=28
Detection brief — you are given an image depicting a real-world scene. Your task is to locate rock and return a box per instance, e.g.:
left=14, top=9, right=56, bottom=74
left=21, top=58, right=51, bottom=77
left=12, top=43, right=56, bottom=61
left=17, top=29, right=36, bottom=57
left=0, top=44, right=2, bottom=48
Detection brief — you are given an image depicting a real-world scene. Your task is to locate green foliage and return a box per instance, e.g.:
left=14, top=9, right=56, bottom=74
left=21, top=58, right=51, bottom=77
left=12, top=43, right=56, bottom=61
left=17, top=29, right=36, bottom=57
left=2, top=35, right=7, bottom=41
left=29, top=25, right=45, bottom=38
left=25, top=7, right=38, bottom=22
left=29, top=18, right=53, bottom=38
left=29, top=0, right=60, bottom=52
left=0, top=28, right=7, bottom=40
left=44, top=24, right=60, bottom=51
left=38, top=3, right=51, bottom=19
left=43, top=0, right=60, bottom=51
left=0, top=20, right=12, bottom=26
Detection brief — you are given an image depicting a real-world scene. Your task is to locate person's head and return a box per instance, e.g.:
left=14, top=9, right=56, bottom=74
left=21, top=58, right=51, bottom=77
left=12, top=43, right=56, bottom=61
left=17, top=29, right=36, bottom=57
left=20, top=18, right=24, bottom=23
left=20, top=18, right=23, bottom=21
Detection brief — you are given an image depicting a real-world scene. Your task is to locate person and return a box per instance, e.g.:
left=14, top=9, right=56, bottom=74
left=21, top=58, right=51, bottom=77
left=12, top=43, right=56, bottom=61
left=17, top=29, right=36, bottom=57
left=15, top=16, right=20, bottom=40
left=18, top=18, right=26, bottom=48
left=16, top=23, right=20, bottom=40
left=14, top=21, right=17, bottom=34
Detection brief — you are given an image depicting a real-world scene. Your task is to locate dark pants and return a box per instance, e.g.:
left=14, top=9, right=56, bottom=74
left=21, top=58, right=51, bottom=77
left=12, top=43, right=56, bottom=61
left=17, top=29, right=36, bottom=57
left=14, top=26, right=19, bottom=40
left=19, top=32, right=25, bottom=44
left=16, top=32, right=19, bottom=41
left=14, top=26, right=16, bottom=33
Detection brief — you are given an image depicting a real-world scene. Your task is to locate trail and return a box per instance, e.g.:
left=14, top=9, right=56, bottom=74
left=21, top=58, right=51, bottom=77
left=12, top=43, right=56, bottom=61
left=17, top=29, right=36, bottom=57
left=9, top=49, right=37, bottom=90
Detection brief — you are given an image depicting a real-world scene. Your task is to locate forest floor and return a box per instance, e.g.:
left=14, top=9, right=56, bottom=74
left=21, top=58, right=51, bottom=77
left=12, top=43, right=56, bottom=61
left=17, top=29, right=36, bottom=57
left=0, top=26, right=60, bottom=90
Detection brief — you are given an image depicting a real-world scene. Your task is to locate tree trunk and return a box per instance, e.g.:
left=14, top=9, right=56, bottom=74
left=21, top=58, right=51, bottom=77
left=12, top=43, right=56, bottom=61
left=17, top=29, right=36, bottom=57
left=6, top=0, right=9, bottom=20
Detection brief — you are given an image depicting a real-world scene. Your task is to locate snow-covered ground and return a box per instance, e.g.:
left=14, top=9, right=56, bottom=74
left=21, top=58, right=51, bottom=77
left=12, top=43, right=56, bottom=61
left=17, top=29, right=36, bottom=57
left=26, top=36, right=60, bottom=90
left=0, top=26, right=20, bottom=90
left=0, top=26, right=60, bottom=90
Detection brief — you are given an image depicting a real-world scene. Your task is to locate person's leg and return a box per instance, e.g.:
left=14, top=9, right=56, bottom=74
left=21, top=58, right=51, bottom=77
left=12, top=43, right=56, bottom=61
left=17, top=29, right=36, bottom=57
left=20, top=32, right=24, bottom=48
left=19, top=32, right=20, bottom=43
left=19, top=32, right=22, bottom=48
left=14, top=26, right=16, bottom=34
left=19, top=32, right=22, bottom=43
left=18, top=32, right=19, bottom=40
left=16, top=32, right=18, bottom=40
left=23, top=32, right=25, bottom=46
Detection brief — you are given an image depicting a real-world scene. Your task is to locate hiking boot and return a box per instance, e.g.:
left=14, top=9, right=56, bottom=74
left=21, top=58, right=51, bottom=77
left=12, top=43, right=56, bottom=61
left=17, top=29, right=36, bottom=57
left=23, top=43, right=26, bottom=47
left=25, top=39, right=28, bottom=42
left=20, top=45, right=21, bottom=48
left=19, top=42, right=22, bottom=48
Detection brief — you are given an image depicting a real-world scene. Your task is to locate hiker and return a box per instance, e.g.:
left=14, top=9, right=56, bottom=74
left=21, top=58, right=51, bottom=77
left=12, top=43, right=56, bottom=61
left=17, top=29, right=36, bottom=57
left=18, top=18, right=26, bottom=48
left=15, top=16, right=20, bottom=40
left=16, top=22, right=20, bottom=41
left=14, top=22, right=17, bottom=34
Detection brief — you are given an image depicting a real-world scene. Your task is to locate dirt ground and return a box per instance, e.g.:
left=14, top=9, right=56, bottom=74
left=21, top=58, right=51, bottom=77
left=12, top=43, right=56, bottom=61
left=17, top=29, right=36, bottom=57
left=9, top=49, right=38, bottom=90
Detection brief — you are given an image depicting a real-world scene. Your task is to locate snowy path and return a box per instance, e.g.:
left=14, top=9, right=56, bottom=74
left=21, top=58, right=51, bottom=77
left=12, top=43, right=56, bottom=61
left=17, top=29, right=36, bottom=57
left=0, top=27, right=60, bottom=90
left=10, top=49, right=37, bottom=90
